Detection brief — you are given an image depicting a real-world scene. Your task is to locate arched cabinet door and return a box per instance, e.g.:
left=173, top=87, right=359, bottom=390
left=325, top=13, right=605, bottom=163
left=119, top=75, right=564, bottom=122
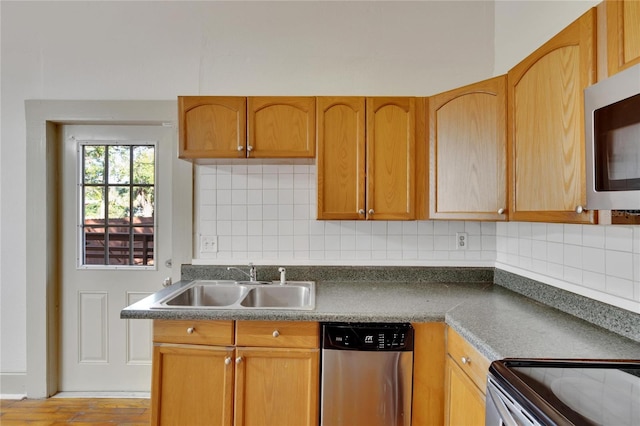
left=429, top=75, right=507, bottom=221
left=507, top=8, right=597, bottom=224
left=179, top=96, right=247, bottom=159
left=248, top=96, right=316, bottom=158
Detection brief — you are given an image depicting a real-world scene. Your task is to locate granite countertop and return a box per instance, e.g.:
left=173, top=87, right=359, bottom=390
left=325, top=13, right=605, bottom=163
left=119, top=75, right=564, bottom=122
left=121, top=274, right=640, bottom=361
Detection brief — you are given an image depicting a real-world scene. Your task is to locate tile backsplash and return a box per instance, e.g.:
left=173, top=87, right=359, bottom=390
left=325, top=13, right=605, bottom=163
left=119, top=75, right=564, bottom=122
left=193, top=161, right=639, bottom=313
left=496, top=222, right=640, bottom=310
left=194, top=162, right=496, bottom=265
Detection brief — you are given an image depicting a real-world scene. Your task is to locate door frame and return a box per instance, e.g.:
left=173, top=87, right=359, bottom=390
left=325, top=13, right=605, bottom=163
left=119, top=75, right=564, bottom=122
left=25, top=100, right=193, bottom=398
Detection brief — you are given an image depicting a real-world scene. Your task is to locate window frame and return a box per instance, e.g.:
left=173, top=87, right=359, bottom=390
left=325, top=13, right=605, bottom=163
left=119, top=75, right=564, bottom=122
left=76, top=139, right=158, bottom=270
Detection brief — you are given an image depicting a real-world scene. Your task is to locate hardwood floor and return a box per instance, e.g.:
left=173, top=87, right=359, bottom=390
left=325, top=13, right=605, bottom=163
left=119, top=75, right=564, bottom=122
left=0, top=398, right=150, bottom=425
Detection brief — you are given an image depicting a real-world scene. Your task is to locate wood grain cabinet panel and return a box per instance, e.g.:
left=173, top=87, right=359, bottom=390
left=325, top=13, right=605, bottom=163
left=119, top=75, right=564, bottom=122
left=178, top=96, right=247, bottom=159
left=317, top=96, right=424, bottom=220
left=316, top=97, right=366, bottom=220
left=444, top=327, right=489, bottom=426
left=248, top=96, right=316, bottom=158
left=607, top=0, right=640, bottom=76
left=508, top=8, right=597, bottom=223
left=429, top=76, right=507, bottom=220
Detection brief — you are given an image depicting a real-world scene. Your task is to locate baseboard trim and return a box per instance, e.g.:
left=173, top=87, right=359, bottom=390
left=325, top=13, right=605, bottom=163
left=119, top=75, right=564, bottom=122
left=0, top=372, right=26, bottom=398
left=53, top=391, right=150, bottom=399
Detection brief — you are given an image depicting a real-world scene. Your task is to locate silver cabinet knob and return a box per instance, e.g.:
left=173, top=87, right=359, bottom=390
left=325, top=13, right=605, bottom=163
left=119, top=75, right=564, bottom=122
left=368, top=209, right=374, bottom=215
left=187, top=327, right=195, bottom=334
left=235, top=357, right=243, bottom=364
left=461, top=356, right=471, bottom=365
left=497, top=208, right=505, bottom=215
left=575, top=205, right=584, bottom=214
left=358, top=209, right=365, bottom=215
left=272, top=330, right=280, bottom=338
left=224, top=357, right=232, bottom=365
left=247, top=145, right=253, bottom=152
left=237, top=145, right=244, bottom=151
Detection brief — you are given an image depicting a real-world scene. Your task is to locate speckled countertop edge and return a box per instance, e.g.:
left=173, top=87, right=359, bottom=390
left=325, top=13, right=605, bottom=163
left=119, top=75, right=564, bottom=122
left=122, top=265, right=640, bottom=361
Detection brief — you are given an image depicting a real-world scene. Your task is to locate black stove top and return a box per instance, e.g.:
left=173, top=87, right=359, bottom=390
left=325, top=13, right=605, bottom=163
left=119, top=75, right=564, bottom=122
left=488, top=359, right=640, bottom=426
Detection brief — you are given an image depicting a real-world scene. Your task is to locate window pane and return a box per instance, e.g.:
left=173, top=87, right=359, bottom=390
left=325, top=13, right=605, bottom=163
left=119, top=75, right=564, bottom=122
left=133, top=146, right=155, bottom=184
left=84, top=186, right=105, bottom=220
left=108, top=186, right=130, bottom=219
left=83, top=146, right=105, bottom=184
left=133, top=186, right=154, bottom=218
left=107, top=226, right=130, bottom=265
left=108, top=145, right=130, bottom=184
left=84, top=226, right=106, bottom=265
left=133, top=227, right=154, bottom=266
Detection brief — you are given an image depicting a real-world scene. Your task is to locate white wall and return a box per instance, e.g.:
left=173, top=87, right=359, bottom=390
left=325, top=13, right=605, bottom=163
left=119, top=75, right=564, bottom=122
left=1, top=1, right=495, bottom=390
left=494, top=0, right=599, bottom=75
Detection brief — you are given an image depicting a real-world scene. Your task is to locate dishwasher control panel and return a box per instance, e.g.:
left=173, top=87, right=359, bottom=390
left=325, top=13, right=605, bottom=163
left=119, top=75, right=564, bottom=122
left=322, top=323, right=414, bottom=351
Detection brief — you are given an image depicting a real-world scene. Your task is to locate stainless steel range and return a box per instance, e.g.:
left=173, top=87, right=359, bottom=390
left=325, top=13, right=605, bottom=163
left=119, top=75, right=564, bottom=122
left=486, top=359, right=640, bottom=426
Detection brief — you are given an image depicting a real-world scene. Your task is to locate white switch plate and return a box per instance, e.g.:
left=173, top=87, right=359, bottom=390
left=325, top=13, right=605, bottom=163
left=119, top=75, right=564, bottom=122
left=200, top=235, right=218, bottom=253
left=455, top=232, right=468, bottom=250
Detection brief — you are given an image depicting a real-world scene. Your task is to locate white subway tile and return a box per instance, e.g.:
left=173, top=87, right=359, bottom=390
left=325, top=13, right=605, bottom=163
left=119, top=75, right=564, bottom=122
left=387, top=235, right=403, bottom=251
left=309, top=235, right=325, bottom=251
left=356, top=235, right=372, bottom=251
left=277, top=204, right=294, bottom=221
left=547, top=242, right=564, bottom=265
left=507, top=221, right=519, bottom=238
left=293, top=204, right=310, bottom=220
left=231, top=206, right=248, bottom=221
left=355, top=221, right=372, bottom=234
left=418, top=221, right=434, bottom=235
left=308, top=220, right=325, bottom=235
left=605, top=276, right=635, bottom=300
left=388, top=222, right=403, bottom=235
left=582, top=271, right=606, bottom=291
left=481, top=221, right=496, bottom=236
left=582, top=247, right=605, bottom=273
left=605, top=251, right=633, bottom=280
left=530, top=223, right=547, bottom=240
left=606, top=226, right=633, bottom=252
left=448, top=221, right=465, bottom=234
left=247, top=189, right=263, bottom=205
left=403, top=235, right=418, bottom=251
left=262, top=189, right=278, bottom=204
left=433, top=221, right=449, bottom=236
left=518, top=222, right=532, bottom=239
left=341, top=221, right=357, bottom=235
left=232, top=174, right=247, bottom=190
left=563, top=224, right=582, bottom=245
left=531, top=240, right=546, bottom=260
left=340, top=235, right=356, bottom=251
left=434, top=235, right=449, bottom=251
left=293, top=220, right=309, bottom=235
left=278, top=235, right=294, bottom=251
left=232, top=236, right=247, bottom=252
left=231, top=221, right=247, bottom=236
left=217, top=220, right=232, bottom=236
left=277, top=190, right=294, bottom=205
left=262, top=220, right=278, bottom=236
left=547, top=224, right=563, bottom=243
left=402, top=221, right=418, bottom=235
left=278, top=174, right=294, bottom=189
left=217, top=190, right=232, bottom=205
left=465, top=221, right=481, bottom=236
left=518, top=239, right=532, bottom=258
left=418, top=236, right=434, bottom=251
left=324, top=235, right=340, bottom=251
left=563, top=244, right=582, bottom=269
left=263, top=205, right=278, bottom=221
left=278, top=220, right=294, bottom=236
left=371, top=221, right=387, bottom=235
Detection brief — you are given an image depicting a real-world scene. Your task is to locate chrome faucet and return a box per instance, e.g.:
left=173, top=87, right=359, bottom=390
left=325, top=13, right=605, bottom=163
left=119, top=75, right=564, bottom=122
left=227, top=262, right=257, bottom=282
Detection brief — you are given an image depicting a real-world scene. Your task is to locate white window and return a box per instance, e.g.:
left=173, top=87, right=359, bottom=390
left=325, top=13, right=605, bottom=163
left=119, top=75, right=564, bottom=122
left=78, top=142, right=156, bottom=268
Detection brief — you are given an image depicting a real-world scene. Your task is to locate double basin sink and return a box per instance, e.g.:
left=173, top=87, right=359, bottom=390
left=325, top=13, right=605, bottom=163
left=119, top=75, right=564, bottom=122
left=151, top=280, right=315, bottom=311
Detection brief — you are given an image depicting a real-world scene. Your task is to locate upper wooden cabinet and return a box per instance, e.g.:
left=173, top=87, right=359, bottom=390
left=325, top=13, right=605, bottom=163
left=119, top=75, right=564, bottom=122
left=507, top=8, right=597, bottom=224
left=607, top=0, right=640, bottom=76
left=179, top=96, right=247, bottom=159
left=317, top=96, right=425, bottom=220
left=429, top=76, right=507, bottom=221
left=248, top=96, right=316, bottom=158
left=178, top=96, right=315, bottom=159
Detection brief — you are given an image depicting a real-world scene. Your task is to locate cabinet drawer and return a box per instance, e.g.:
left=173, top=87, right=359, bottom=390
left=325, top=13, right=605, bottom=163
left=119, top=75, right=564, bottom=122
left=153, top=320, right=234, bottom=346
left=236, top=321, right=319, bottom=349
left=446, top=327, right=490, bottom=393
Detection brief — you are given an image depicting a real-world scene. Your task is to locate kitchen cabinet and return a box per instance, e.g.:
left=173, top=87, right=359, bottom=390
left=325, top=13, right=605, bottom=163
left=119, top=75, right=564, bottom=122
left=151, top=320, right=235, bottom=426
left=606, top=0, right=640, bottom=76
left=507, top=8, right=597, bottom=223
left=411, top=323, right=445, bottom=426
left=444, top=326, right=490, bottom=426
left=248, top=96, right=316, bottom=158
left=428, top=76, right=507, bottom=221
left=150, top=319, right=320, bottom=426
left=178, top=96, right=315, bottom=159
left=316, top=96, right=426, bottom=220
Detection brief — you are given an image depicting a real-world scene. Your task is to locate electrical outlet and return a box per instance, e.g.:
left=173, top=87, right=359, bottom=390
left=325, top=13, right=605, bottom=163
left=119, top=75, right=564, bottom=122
left=200, top=235, right=218, bottom=253
left=455, top=232, right=468, bottom=250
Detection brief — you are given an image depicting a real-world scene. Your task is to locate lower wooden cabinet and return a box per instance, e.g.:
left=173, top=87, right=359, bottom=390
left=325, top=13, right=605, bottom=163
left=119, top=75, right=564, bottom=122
left=444, top=327, right=490, bottom=426
left=151, top=320, right=320, bottom=426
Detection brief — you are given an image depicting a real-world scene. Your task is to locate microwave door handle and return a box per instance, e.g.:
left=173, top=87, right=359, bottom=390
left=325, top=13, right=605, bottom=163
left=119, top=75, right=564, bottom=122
left=487, top=381, right=519, bottom=426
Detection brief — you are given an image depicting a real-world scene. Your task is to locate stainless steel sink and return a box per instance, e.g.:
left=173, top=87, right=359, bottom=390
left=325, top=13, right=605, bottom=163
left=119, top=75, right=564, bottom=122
left=151, top=280, right=315, bottom=310
left=240, top=285, right=311, bottom=308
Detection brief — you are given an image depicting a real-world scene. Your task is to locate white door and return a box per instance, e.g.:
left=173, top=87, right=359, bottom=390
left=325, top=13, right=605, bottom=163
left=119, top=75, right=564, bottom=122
left=60, top=124, right=173, bottom=392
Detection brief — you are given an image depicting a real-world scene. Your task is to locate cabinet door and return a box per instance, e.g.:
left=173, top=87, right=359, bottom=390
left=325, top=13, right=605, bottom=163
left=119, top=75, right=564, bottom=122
left=178, top=96, right=247, bottom=159
left=234, top=347, right=319, bottom=426
left=366, top=97, right=416, bottom=220
left=248, top=97, right=316, bottom=158
left=508, top=9, right=597, bottom=223
left=316, top=97, right=366, bottom=220
left=429, top=76, right=507, bottom=220
left=607, top=0, right=640, bottom=76
left=151, top=344, right=234, bottom=426
left=444, top=356, right=486, bottom=426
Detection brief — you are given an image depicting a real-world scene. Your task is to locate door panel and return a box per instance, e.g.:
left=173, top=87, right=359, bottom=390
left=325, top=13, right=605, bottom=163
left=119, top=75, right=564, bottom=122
left=60, top=124, right=173, bottom=391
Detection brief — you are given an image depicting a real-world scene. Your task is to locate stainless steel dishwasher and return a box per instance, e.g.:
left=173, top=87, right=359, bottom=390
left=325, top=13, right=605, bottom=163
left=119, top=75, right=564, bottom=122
left=320, top=323, right=414, bottom=426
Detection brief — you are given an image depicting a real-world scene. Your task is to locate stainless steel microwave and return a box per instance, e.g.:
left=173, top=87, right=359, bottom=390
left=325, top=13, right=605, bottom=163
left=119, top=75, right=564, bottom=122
left=584, top=63, right=640, bottom=211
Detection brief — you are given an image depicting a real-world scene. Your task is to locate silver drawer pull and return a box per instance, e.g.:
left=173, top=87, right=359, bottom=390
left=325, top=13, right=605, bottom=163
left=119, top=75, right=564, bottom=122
left=187, top=327, right=195, bottom=334
left=236, top=357, right=243, bottom=364
left=224, top=357, right=232, bottom=365
left=272, top=330, right=280, bottom=338
left=461, top=356, right=471, bottom=365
